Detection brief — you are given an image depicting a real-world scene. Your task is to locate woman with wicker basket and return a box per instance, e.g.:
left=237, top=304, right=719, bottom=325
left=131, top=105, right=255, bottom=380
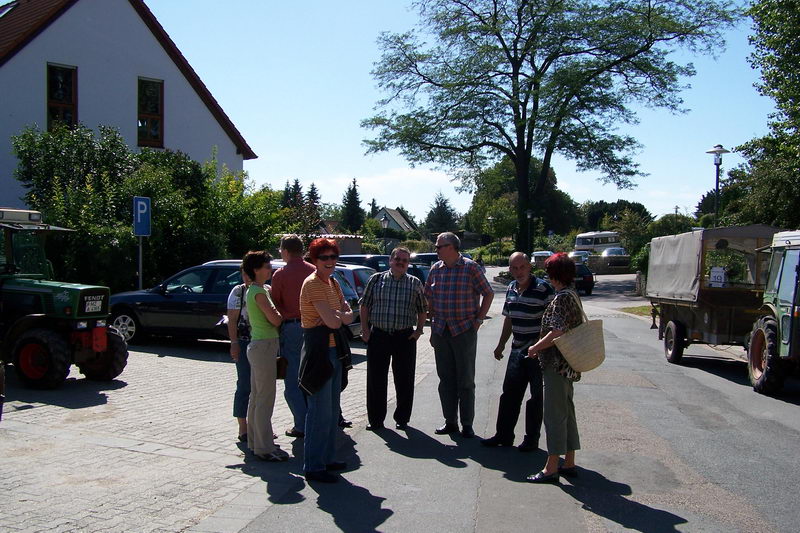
left=526, top=252, right=583, bottom=484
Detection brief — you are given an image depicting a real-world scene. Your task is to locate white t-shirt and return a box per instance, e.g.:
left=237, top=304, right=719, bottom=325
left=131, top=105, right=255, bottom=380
left=226, top=284, right=250, bottom=325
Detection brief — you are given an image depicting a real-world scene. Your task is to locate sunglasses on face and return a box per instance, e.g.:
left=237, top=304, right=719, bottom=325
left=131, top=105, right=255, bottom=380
left=435, top=244, right=452, bottom=250
left=393, top=257, right=409, bottom=263
left=317, top=254, right=338, bottom=262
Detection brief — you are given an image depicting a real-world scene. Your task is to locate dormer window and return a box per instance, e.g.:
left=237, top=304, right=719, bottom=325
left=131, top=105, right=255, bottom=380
left=47, top=64, right=77, bottom=129
left=138, top=78, right=163, bottom=147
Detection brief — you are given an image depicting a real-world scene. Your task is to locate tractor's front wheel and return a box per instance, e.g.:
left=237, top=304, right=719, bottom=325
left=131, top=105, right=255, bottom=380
left=13, top=328, right=71, bottom=389
left=77, top=328, right=129, bottom=381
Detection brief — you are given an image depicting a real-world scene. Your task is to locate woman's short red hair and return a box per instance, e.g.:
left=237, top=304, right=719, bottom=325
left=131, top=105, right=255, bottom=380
left=308, top=238, right=340, bottom=262
left=544, top=252, right=575, bottom=285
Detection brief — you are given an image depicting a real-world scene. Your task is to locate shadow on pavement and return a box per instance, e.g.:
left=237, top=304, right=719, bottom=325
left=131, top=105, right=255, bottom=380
left=378, top=426, right=469, bottom=468
left=130, top=337, right=230, bottom=362
left=561, top=469, right=688, bottom=532
left=3, top=368, right=126, bottom=410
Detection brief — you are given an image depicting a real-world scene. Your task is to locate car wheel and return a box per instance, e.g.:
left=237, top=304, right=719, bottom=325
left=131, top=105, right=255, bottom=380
left=664, top=320, right=685, bottom=364
left=111, top=309, right=143, bottom=344
left=748, top=316, right=785, bottom=395
left=584, top=287, right=593, bottom=296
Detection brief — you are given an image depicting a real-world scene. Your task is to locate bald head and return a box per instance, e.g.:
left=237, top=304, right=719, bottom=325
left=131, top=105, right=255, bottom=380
left=508, top=252, right=532, bottom=283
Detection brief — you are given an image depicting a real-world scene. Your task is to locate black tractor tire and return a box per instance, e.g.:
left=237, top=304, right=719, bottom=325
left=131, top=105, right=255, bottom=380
left=664, top=320, right=686, bottom=364
left=77, top=328, right=129, bottom=381
left=748, top=316, right=785, bottom=395
left=111, top=308, right=143, bottom=344
left=13, top=328, right=72, bottom=389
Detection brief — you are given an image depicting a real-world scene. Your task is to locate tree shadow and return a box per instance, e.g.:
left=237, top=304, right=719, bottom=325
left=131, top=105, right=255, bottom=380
left=560, top=468, right=688, bottom=532
left=3, top=368, right=126, bottom=410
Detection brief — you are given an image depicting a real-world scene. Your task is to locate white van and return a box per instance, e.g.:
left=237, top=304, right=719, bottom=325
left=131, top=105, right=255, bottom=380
left=574, top=231, right=621, bottom=253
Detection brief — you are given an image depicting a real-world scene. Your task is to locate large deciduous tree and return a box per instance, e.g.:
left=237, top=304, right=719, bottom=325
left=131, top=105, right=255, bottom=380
left=363, top=0, right=739, bottom=250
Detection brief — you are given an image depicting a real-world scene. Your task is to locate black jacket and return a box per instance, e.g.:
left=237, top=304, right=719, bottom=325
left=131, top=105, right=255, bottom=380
left=298, top=325, right=352, bottom=395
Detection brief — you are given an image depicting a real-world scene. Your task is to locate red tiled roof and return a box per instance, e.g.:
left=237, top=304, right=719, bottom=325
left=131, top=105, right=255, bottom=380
left=0, top=0, right=257, bottom=160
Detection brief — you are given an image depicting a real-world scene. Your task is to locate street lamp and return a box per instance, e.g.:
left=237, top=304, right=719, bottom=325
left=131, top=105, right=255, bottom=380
left=525, top=209, right=533, bottom=257
left=380, top=213, right=389, bottom=253
left=487, top=216, right=495, bottom=263
left=705, top=144, right=730, bottom=227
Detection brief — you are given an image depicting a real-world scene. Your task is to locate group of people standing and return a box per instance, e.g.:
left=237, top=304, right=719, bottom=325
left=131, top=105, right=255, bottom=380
left=226, top=231, right=585, bottom=485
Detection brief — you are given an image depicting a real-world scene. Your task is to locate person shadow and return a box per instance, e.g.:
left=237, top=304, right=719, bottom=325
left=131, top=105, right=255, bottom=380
left=559, top=469, right=688, bottom=532
left=229, top=432, right=393, bottom=531
left=377, top=426, right=469, bottom=468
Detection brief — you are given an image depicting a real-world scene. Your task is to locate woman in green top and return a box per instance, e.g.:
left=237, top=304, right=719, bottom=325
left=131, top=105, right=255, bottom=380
left=242, top=251, right=285, bottom=462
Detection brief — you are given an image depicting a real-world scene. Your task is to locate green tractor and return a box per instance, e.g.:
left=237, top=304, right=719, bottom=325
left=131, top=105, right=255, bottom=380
left=748, top=230, right=800, bottom=394
left=0, top=208, right=128, bottom=390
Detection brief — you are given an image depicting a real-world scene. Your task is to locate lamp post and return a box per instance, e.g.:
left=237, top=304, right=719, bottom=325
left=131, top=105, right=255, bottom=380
left=525, top=209, right=533, bottom=257
left=380, top=213, right=389, bottom=253
left=487, top=216, right=495, bottom=264
left=705, top=144, right=730, bottom=227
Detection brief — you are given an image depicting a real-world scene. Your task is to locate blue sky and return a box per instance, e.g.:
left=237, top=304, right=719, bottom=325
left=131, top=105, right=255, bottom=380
left=147, top=1, right=774, bottom=223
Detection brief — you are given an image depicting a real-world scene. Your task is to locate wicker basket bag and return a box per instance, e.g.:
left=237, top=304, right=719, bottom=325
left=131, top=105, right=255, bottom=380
left=553, top=291, right=605, bottom=372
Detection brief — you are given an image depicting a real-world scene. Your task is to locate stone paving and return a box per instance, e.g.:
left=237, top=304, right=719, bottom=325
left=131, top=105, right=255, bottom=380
left=0, top=336, right=437, bottom=532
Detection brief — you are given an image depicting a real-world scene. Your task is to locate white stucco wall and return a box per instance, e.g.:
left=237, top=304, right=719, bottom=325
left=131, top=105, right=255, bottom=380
left=0, top=0, right=245, bottom=207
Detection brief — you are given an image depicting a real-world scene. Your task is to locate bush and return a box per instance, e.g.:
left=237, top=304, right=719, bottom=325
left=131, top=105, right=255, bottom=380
left=361, top=241, right=382, bottom=254
left=631, top=245, right=650, bottom=274
left=400, top=239, right=434, bottom=253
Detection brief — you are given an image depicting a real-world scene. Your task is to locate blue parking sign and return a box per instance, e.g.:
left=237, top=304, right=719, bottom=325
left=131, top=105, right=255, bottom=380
left=133, top=196, right=151, bottom=236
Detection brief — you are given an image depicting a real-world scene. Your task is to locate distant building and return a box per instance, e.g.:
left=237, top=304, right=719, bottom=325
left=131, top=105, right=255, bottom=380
left=0, top=0, right=256, bottom=207
left=374, top=207, right=417, bottom=233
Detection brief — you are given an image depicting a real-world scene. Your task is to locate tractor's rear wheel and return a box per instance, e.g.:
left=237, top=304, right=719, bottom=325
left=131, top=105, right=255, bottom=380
left=748, top=317, right=785, bottom=395
left=13, top=328, right=71, bottom=389
left=77, top=328, right=129, bottom=381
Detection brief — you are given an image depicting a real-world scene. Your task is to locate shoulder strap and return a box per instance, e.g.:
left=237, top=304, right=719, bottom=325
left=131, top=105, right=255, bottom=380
left=566, top=290, right=588, bottom=324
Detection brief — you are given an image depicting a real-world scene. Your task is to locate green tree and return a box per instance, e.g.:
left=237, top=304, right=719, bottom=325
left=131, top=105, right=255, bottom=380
left=340, top=178, right=366, bottom=232
left=368, top=198, right=380, bottom=217
left=609, top=208, right=652, bottom=255
left=647, top=212, right=696, bottom=238
left=306, top=182, right=321, bottom=210
left=423, top=192, right=460, bottom=234
left=281, top=180, right=292, bottom=208
left=363, top=0, right=738, bottom=251
left=722, top=0, right=800, bottom=229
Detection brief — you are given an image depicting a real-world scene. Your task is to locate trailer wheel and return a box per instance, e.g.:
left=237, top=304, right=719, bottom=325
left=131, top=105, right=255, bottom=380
left=748, top=317, right=785, bottom=395
left=13, top=328, right=71, bottom=389
left=77, top=328, right=129, bottom=381
left=664, top=321, right=685, bottom=364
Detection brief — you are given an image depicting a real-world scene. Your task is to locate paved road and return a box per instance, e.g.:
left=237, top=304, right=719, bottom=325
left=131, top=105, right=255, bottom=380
left=2, top=272, right=799, bottom=532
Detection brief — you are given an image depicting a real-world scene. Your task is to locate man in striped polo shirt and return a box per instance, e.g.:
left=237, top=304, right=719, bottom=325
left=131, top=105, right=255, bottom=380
left=481, top=252, right=554, bottom=451
left=360, top=247, right=427, bottom=431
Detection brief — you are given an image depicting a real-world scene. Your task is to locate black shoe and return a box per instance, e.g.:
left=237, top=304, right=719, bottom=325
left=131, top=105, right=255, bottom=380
left=517, top=438, right=538, bottom=452
left=395, top=422, right=408, bottom=430
left=305, top=470, right=338, bottom=483
left=366, top=424, right=385, bottom=431
left=434, top=423, right=459, bottom=435
left=326, top=461, right=347, bottom=471
left=526, top=471, right=559, bottom=484
left=285, top=428, right=305, bottom=438
left=558, top=466, right=578, bottom=478
left=460, top=426, right=475, bottom=438
left=339, top=419, right=353, bottom=428
left=238, top=433, right=247, bottom=443
left=480, top=435, right=513, bottom=447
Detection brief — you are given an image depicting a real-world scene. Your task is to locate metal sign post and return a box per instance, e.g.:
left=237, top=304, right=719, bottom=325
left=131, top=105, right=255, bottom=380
left=133, top=197, right=151, bottom=290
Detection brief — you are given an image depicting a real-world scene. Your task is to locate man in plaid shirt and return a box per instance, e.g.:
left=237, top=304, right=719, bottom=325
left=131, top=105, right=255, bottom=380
left=360, top=247, right=427, bottom=431
left=425, top=232, right=494, bottom=438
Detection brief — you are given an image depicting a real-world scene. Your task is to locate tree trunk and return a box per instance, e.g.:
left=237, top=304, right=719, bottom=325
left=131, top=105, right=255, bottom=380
left=514, top=157, right=531, bottom=255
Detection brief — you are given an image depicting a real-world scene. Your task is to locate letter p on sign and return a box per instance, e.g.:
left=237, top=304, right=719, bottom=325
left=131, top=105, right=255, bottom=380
left=133, top=196, right=151, bottom=236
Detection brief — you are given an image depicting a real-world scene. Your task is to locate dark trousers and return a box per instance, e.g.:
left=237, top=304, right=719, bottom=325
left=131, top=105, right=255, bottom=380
left=367, top=328, right=417, bottom=426
left=495, top=348, right=543, bottom=444
left=431, top=328, right=477, bottom=428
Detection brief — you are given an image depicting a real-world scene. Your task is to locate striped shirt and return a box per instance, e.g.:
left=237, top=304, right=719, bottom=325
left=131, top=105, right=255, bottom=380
left=360, top=270, right=427, bottom=332
left=424, top=256, right=493, bottom=336
left=300, top=272, right=345, bottom=346
left=502, top=277, right=555, bottom=350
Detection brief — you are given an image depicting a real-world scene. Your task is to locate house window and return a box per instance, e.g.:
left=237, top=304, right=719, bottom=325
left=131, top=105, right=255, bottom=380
left=47, top=64, right=77, bottom=129
left=138, top=78, right=163, bottom=147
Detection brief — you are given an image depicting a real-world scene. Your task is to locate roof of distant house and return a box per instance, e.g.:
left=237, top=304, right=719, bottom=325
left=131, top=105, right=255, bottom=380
left=378, top=207, right=417, bottom=232
left=0, top=0, right=256, bottom=160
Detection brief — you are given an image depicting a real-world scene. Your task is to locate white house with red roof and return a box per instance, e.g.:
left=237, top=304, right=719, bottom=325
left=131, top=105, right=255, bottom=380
left=0, top=0, right=256, bottom=207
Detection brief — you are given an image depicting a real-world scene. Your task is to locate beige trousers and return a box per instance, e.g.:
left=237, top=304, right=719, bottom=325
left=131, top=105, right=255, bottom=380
left=247, top=338, right=279, bottom=455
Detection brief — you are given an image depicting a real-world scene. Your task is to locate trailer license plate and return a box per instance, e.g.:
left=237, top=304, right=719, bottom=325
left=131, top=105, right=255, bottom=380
left=85, top=300, right=102, bottom=313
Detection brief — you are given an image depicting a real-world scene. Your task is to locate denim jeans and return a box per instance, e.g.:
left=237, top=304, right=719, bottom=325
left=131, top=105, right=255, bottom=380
left=280, top=321, right=307, bottom=432
left=303, top=347, right=342, bottom=472
left=233, top=339, right=251, bottom=419
left=494, top=348, right=543, bottom=444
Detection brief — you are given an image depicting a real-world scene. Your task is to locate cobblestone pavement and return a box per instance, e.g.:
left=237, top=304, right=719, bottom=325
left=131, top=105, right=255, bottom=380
left=0, top=336, right=437, bottom=532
